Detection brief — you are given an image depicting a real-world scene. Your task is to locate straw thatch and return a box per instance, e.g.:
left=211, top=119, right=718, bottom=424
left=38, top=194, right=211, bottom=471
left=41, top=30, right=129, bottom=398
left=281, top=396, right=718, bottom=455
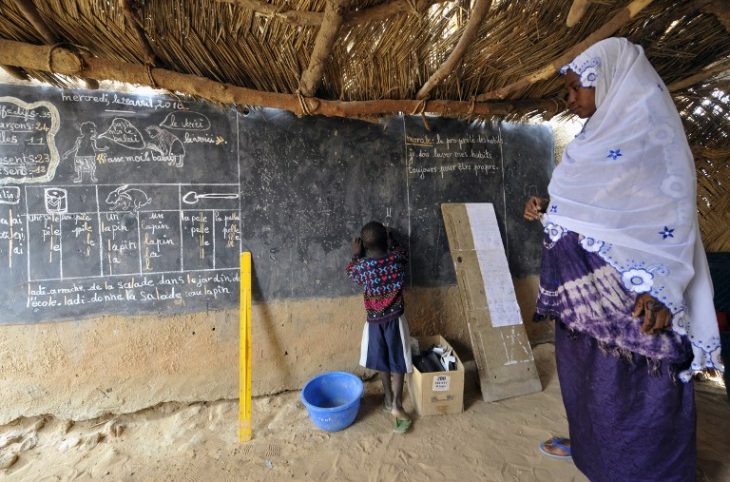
left=0, top=0, right=727, bottom=248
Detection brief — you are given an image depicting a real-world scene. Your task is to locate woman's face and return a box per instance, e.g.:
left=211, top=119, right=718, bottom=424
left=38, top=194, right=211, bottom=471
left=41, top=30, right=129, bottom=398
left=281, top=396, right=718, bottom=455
left=563, top=70, right=596, bottom=119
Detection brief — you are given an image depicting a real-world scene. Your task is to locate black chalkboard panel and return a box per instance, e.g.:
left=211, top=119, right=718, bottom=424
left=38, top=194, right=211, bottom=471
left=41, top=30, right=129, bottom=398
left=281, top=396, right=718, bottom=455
left=238, top=109, right=408, bottom=300
left=0, top=84, right=241, bottom=323
left=405, top=116, right=506, bottom=285
left=405, top=119, right=554, bottom=284
left=0, top=82, right=554, bottom=324
left=499, top=122, right=555, bottom=276
left=239, top=113, right=554, bottom=300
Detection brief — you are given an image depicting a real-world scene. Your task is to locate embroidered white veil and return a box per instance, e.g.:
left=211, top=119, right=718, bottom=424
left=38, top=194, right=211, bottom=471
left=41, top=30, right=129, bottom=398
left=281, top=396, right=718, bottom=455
left=545, top=37, right=721, bottom=379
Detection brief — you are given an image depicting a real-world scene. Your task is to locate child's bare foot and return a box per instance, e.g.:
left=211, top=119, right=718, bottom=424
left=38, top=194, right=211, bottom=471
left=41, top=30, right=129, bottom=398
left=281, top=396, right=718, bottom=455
left=391, top=408, right=411, bottom=434
left=391, top=407, right=410, bottom=422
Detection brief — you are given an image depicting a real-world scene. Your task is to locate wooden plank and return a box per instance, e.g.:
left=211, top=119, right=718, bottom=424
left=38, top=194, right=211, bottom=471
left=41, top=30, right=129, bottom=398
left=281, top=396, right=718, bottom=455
left=442, top=203, right=541, bottom=402
left=239, top=251, right=252, bottom=442
left=298, top=0, right=346, bottom=97
left=415, top=0, right=492, bottom=100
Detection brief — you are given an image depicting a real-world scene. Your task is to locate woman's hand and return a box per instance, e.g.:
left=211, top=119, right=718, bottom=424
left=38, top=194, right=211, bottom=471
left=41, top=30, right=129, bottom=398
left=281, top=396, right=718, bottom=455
left=632, top=293, right=672, bottom=335
left=523, top=196, right=548, bottom=221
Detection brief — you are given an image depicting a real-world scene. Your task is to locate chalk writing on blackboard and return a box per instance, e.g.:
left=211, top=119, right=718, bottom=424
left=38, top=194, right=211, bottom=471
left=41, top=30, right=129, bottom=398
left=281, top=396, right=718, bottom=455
left=160, top=111, right=211, bottom=131
left=0, top=97, right=60, bottom=185
left=1, top=206, right=23, bottom=268
left=61, top=91, right=186, bottom=112
left=25, top=271, right=239, bottom=310
left=23, top=183, right=240, bottom=284
left=0, top=186, right=20, bottom=204
left=0, top=84, right=241, bottom=323
left=93, top=118, right=186, bottom=167
left=406, top=129, right=501, bottom=180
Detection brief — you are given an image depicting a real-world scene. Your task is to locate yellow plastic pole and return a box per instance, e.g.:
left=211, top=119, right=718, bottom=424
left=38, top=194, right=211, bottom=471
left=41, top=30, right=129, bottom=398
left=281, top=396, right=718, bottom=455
left=239, top=252, right=252, bottom=442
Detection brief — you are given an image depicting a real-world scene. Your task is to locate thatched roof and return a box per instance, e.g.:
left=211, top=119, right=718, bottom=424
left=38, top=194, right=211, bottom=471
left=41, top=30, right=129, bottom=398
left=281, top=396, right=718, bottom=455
left=0, top=0, right=728, bottom=248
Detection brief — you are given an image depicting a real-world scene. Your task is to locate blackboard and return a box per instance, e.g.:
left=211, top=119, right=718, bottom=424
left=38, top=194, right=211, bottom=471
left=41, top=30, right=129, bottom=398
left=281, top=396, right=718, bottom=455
left=0, top=83, right=554, bottom=324
left=405, top=116, right=506, bottom=285
left=240, top=113, right=553, bottom=300
left=238, top=109, right=408, bottom=300
left=0, top=84, right=241, bottom=323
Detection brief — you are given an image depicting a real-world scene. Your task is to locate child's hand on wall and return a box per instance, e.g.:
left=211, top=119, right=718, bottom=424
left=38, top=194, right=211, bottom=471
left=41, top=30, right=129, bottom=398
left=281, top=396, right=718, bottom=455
left=352, top=237, right=364, bottom=257
left=386, top=227, right=400, bottom=249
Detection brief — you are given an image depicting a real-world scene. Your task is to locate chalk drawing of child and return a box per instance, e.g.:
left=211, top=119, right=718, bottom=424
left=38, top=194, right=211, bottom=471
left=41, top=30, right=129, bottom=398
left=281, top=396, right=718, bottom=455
left=62, top=121, right=108, bottom=183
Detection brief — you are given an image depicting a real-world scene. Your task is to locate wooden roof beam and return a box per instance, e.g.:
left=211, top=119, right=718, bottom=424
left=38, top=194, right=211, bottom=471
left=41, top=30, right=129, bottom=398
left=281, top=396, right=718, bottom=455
left=475, top=0, right=655, bottom=101
left=416, top=0, right=492, bottom=100
left=12, top=0, right=98, bottom=89
left=566, top=0, right=591, bottom=27
left=298, top=0, right=346, bottom=98
left=216, top=0, right=450, bottom=27
left=668, top=59, right=730, bottom=92
left=0, top=38, right=566, bottom=119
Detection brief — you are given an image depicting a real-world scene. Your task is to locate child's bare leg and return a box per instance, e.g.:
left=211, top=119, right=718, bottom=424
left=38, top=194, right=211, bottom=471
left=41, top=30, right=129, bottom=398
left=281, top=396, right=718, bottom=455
left=380, top=371, right=393, bottom=410
left=390, top=373, right=409, bottom=421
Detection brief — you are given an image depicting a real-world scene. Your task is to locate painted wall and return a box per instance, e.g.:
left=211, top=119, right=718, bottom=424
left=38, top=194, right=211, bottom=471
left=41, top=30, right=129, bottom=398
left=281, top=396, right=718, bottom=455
left=0, top=277, right=548, bottom=424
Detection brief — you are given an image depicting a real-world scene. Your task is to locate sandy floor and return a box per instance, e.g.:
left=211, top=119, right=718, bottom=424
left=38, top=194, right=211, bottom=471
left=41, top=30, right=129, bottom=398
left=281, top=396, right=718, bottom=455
left=0, top=344, right=728, bottom=482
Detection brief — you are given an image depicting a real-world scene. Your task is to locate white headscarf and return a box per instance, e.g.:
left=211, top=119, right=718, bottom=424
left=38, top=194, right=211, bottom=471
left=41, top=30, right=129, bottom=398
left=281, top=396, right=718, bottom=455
left=546, top=37, right=721, bottom=380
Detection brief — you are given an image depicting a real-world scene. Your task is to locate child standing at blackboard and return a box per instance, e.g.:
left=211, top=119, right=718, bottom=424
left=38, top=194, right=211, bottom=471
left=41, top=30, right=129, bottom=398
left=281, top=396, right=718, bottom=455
left=346, top=221, right=412, bottom=434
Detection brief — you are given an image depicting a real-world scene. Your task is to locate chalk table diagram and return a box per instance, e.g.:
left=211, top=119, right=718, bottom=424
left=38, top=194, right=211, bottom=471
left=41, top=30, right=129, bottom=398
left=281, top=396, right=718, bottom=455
left=23, top=183, right=241, bottom=282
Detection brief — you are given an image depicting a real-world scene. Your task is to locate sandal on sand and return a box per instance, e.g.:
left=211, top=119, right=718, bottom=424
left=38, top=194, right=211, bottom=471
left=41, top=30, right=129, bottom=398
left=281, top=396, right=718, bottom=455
left=393, top=418, right=411, bottom=434
left=539, top=437, right=572, bottom=460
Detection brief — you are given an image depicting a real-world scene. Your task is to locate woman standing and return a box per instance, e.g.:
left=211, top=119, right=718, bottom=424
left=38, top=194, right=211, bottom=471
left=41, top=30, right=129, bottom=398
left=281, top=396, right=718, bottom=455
left=524, top=37, right=722, bottom=482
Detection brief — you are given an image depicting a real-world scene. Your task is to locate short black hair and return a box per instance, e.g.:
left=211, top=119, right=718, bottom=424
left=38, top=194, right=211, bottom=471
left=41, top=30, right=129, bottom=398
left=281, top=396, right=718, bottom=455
left=361, top=221, right=387, bottom=251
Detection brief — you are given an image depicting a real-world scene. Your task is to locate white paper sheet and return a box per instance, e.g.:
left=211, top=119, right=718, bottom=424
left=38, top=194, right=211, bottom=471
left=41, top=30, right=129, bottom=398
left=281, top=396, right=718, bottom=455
left=466, top=204, right=523, bottom=328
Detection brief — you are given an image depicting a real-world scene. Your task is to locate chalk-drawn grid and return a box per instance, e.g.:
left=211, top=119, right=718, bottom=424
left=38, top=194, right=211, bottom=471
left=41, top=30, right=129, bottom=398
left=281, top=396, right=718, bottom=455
left=23, top=183, right=241, bottom=282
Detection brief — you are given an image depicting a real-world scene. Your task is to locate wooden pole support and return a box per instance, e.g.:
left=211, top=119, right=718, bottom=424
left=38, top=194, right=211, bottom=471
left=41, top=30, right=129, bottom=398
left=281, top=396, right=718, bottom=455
left=298, top=0, right=346, bottom=98
left=239, top=251, right=253, bottom=442
left=668, top=60, right=730, bottom=92
left=416, top=0, right=492, bottom=100
left=566, top=0, right=591, bottom=27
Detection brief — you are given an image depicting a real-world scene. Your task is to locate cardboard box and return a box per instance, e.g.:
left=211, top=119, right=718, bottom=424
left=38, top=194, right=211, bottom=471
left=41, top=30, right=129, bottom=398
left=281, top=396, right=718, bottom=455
left=407, top=335, right=465, bottom=416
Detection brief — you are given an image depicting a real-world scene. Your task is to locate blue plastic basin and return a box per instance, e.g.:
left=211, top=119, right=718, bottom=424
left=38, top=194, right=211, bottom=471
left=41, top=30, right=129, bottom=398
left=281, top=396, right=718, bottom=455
left=301, top=371, right=363, bottom=432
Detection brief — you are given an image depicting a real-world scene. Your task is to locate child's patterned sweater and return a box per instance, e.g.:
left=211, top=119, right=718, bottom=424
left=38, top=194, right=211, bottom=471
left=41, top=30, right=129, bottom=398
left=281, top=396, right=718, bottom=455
left=346, top=248, right=407, bottom=323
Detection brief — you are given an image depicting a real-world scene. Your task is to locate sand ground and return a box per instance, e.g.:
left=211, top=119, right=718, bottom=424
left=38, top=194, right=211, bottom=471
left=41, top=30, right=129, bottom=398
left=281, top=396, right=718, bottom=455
left=0, top=344, right=727, bottom=482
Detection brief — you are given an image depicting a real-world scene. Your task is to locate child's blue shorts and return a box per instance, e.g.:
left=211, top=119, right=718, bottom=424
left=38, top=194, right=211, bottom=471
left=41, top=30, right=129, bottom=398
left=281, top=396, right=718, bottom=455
left=359, top=315, right=413, bottom=374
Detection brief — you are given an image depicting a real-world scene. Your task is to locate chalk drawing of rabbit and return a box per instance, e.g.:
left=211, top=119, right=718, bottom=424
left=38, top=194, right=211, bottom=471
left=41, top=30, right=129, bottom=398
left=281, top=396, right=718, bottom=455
left=105, top=185, right=152, bottom=214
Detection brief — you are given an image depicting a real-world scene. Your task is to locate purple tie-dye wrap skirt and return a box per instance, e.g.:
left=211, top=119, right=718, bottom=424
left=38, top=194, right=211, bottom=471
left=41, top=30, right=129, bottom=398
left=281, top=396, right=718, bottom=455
left=536, top=230, right=696, bottom=482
